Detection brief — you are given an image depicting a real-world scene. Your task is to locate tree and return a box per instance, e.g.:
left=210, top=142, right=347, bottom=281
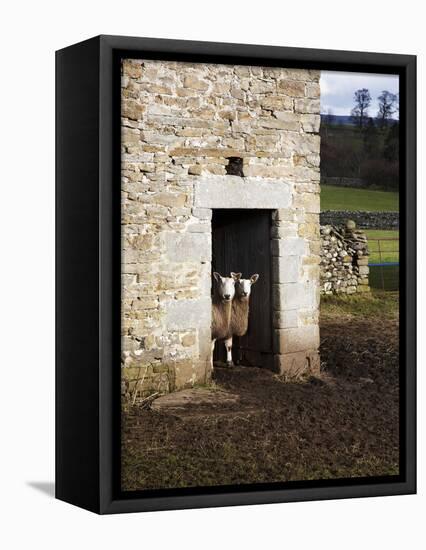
left=377, top=90, right=398, bottom=126
left=383, top=121, right=399, bottom=162
left=351, top=88, right=371, bottom=129
left=363, top=117, right=380, bottom=158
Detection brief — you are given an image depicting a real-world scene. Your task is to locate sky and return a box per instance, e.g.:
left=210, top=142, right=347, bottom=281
left=320, top=71, right=399, bottom=118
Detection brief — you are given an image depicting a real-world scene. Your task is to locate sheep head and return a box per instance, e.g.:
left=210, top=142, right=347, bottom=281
left=232, top=272, right=259, bottom=300
left=213, top=272, right=236, bottom=303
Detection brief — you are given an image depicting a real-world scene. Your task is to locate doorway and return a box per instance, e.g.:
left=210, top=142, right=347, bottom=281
left=212, top=209, right=273, bottom=368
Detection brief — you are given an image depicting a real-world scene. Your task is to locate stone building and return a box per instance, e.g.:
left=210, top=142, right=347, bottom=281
left=121, top=58, right=321, bottom=399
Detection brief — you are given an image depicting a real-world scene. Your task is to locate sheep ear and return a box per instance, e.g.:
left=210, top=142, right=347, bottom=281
left=250, top=274, right=259, bottom=284
left=213, top=272, right=222, bottom=282
left=231, top=272, right=242, bottom=281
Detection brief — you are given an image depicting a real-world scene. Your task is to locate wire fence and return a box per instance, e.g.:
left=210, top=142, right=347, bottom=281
left=368, top=237, right=399, bottom=291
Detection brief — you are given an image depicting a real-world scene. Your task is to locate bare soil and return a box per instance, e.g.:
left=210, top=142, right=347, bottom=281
left=122, top=299, right=399, bottom=491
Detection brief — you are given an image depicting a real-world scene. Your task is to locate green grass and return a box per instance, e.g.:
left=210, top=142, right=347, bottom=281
left=321, top=185, right=399, bottom=212
left=364, top=230, right=399, bottom=264
left=321, top=291, right=399, bottom=318
left=369, top=265, right=399, bottom=291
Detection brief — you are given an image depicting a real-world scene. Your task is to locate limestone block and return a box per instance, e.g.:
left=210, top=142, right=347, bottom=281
left=260, top=96, right=293, bottom=111
left=191, top=207, right=212, bottom=220
left=270, top=237, right=308, bottom=257
left=270, top=222, right=299, bottom=239
left=194, top=176, right=291, bottom=209
left=250, top=79, right=276, bottom=94
left=272, top=282, right=318, bottom=310
left=294, top=192, right=320, bottom=214
left=181, top=333, right=196, bottom=347
left=164, top=231, right=211, bottom=263
left=122, top=100, right=145, bottom=121
left=230, top=86, right=245, bottom=99
left=298, top=220, right=320, bottom=239
left=273, top=325, right=320, bottom=354
left=183, top=75, right=209, bottom=91
left=294, top=98, right=321, bottom=114
left=122, top=127, right=140, bottom=144
left=154, top=192, right=188, bottom=208
left=305, top=82, right=321, bottom=98
left=257, top=114, right=300, bottom=132
left=122, top=60, right=143, bottom=79
left=274, top=350, right=320, bottom=378
left=302, top=264, right=320, bottom=282
left=187, top=223, right=211, bottom=233
left=272, top=255, right=301, bottom=284
left=271, top=208, right=298, bottom=222
left=188, top=164, right=203, bottom=176
left=165, top=297, right=211, bottom=331
left=301, top=114, right=321, bottom=133
left=172, top=358, right=210, bottom=389
left=277, top=80, right=305, bottom=97
left=357, top=257, right=369, bottom=266
left=272, top=309, right=299, bottom=329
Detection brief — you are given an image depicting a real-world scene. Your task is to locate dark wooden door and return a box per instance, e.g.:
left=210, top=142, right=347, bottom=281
left=212, top=209, right=272, bottom=367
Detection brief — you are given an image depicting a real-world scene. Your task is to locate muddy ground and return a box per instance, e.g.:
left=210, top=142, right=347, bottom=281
left=121, top=293, right=399, bottom=491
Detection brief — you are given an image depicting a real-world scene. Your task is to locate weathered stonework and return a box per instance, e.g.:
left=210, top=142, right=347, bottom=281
left=320, top=210, right=399, bottom=230
left=121, top=59, right=321, bottom=400
left=320, top=221, right=370, bottom=295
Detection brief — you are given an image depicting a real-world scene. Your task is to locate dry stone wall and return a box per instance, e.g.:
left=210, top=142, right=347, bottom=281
left=121, top=58, right=321, bottom=401
left=320, top=221, right=370, bottom=295
left=320, top=210, right=399, bottom=230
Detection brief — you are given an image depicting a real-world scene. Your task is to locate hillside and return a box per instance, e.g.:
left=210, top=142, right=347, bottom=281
left=320, top=120, right=399, bottom=191
left=321, top=114, right=398, bottom=126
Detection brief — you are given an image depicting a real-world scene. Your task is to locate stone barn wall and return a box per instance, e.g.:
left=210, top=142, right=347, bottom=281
left=320, top=222, right=370, bottom=295
left=121, top=58, right=321, bottom=401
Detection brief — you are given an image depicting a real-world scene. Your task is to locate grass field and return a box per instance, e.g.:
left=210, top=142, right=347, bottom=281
left=321, top=289, right=399, bottom=318
left=321, top=185, right=399, bottom=212
left=369, top=265, right=399, bottom=291
left=364, top=230, right=399, bottom=291
left=365, top=229, right=399, bottom=264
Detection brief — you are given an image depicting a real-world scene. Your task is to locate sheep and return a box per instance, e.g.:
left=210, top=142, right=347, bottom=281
left=223, top=272, right=259, bottom=366
left=211, top=272, right=236, bottom=368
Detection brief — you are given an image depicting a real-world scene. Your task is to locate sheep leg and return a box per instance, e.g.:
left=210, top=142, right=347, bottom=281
left=211, top=339, right=216, bottom=370
left=224, top=337, right=234, bottom=367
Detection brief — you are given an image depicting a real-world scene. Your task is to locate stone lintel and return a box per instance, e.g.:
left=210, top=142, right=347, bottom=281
left=194, top=176, right=292, bottom=209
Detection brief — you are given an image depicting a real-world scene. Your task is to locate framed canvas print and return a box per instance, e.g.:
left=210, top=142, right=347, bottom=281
left=56, top=35, right=416, bottom=514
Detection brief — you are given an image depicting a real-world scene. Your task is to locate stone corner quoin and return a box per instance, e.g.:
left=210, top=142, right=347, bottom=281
left=121, top=58, right=321, bottom=398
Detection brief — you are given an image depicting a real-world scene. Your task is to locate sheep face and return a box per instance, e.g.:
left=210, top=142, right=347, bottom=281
left=213, top=272, right=235, bottom=303
left=232, top=272, right=259, bottom=300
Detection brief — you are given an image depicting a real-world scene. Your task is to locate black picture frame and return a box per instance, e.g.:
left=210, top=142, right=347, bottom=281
left=56, top=35, right=416, bottom=514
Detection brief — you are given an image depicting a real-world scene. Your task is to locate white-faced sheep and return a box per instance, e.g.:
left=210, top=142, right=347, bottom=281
left=223, top=272, right=259, bottom=366
left=211, top=272, right=236, bottom=368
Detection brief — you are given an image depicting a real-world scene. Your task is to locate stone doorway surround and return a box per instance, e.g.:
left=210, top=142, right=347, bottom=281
left=121, top=59, right=321, bottom=397
left=194, top=175, right=320, bottom=377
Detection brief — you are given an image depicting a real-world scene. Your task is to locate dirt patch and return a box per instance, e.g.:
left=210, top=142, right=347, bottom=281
left=122, top=307, right=399, bottom=491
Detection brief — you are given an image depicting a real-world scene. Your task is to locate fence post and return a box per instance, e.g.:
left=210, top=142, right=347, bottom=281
left=377, top=239, right=385, bottom=290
